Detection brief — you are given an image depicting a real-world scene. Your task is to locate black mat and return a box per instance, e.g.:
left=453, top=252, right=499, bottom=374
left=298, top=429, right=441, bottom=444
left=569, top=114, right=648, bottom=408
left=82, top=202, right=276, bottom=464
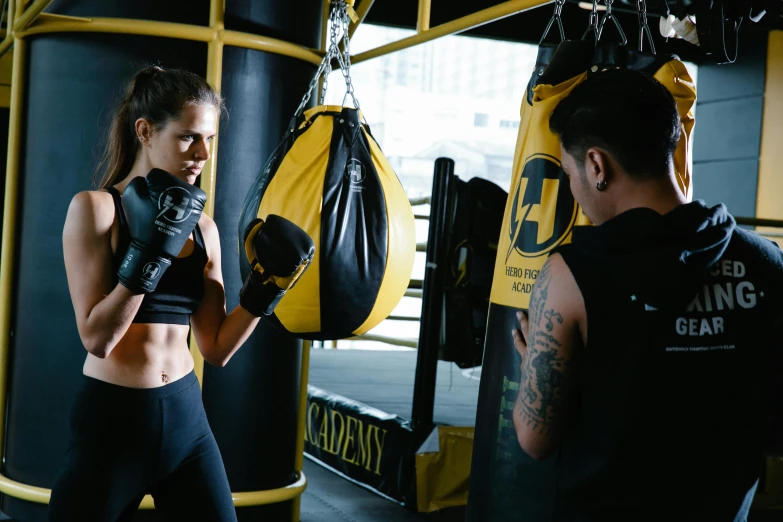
left=300, top=458, right=467, bottom=522
left=308, top=349, right=481, bottom=427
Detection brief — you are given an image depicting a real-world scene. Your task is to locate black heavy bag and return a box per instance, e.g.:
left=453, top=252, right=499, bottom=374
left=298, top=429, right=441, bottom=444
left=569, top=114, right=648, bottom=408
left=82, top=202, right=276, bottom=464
left=440, top=177, right=507, bottom=369
left=238, top=1, right=415, bottom=341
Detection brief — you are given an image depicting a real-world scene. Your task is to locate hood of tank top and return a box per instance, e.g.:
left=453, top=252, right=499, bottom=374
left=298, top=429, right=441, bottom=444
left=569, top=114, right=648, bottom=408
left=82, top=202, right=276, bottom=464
left=566, top=200, right=736, bottom=310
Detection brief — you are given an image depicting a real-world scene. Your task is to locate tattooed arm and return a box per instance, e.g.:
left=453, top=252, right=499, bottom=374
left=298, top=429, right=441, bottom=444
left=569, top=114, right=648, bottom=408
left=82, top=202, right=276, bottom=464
left=512, top=253, right=584, bottom=460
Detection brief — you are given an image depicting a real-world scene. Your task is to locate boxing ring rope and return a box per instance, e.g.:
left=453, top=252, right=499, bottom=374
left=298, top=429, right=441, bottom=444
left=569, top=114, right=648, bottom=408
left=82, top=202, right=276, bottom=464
left=755, top=231, right=783, bottom=238
left=388, top=315, right=421, bottom=322
left=413, top=197, right=432, bottom=221
left=409, top=196, right=431, bottom=206
left=347, top=334, right=419, bottom=348
left=413, top=197, right=430, bottom=250
left=736, top=216, right=783, bottom=241
left=735, top=217, right=783, bottom=228
left=0, top=0, right=555, bottom=516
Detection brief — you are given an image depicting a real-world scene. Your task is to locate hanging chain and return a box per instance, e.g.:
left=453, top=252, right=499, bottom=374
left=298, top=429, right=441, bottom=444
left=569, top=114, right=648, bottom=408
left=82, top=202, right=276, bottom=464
left=637, top=0, right=656, bottom=53
left=291, top=1, right=360, bottom=129
left=336, top=1, right=360, bottom=110
left=598, top=0, right=628, bottom=45
left=320, top=12, right=340, bottom=104
left=291, top=57, right=332, bottom=126
left=583, top=0, right=600, bottom=40
left=539, top=0, right=566, bottom=45
left=599, top=0, right=614, bottom=38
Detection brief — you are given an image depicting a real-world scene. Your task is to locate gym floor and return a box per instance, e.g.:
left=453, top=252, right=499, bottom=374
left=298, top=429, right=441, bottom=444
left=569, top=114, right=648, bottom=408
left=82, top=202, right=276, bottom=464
left=302, top=349, right=478, bottom=521
left=300, top=458, right=465, bottom=522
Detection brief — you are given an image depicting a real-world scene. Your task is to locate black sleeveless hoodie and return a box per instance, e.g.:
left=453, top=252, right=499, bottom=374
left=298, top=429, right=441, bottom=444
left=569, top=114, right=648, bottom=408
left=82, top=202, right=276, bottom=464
left=551, top=200, right=783, bottom=522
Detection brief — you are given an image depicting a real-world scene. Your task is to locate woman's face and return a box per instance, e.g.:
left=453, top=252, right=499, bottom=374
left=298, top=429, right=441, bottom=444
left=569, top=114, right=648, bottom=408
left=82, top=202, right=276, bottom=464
left=140, top=103, right=218, bottom=185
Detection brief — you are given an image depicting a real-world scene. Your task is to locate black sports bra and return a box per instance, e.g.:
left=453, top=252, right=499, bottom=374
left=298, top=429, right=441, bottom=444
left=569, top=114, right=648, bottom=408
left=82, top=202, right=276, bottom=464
left=107, top=187, right=207, bottom=325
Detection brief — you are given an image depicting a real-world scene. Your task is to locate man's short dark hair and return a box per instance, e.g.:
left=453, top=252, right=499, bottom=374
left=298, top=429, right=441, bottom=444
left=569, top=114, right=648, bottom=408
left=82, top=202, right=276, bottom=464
left=549, top=68, right=681, bottom=179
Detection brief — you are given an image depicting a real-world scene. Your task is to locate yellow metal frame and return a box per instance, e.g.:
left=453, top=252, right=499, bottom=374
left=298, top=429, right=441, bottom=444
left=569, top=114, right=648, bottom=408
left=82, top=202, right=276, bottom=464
left=351, top=0, right=376, bottom=36
left=17, top=15, right=324, bottom=65
left=293, top=340, right=312, bottom=521
left=0, top=26, right=25, bottom=509
left=0, top=0, right=553, bottom=517
left=0, top=0, right=16, bottom=56
left=353, top=0, right=552, bottom=64
left=418, top=0, right=432, bottom=33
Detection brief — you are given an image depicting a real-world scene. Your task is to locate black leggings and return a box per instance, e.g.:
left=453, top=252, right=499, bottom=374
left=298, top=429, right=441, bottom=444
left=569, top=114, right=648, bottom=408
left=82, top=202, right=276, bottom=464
left=49, top=371, right=237, bottom=522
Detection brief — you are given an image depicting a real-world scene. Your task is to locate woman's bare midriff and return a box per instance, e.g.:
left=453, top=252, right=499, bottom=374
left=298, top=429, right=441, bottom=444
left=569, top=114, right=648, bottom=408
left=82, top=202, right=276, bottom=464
left=84, top=204, right=201, bottom=389
left=82, top=323, right=194, bottom=388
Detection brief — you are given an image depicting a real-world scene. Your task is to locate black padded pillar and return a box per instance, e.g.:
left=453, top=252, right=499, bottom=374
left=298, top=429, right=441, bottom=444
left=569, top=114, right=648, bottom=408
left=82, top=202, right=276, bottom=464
left=201, top=1, right=322, bottom=521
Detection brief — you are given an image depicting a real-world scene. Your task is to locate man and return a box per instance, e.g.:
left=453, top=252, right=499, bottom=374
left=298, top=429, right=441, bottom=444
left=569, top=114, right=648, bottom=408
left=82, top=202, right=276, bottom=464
left=511, top=68, right=783, bottom=521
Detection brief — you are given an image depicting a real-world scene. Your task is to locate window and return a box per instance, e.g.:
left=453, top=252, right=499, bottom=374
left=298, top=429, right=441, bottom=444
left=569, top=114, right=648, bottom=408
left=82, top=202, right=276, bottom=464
left=320, top=23, right=699, bottom=351
left=474, top=113, right=489, bottom=127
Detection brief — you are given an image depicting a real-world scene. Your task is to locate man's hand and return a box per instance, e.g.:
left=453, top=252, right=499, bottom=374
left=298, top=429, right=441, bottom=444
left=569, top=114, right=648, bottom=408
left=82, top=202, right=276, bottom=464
left=513, top=311, right=529, bottom=373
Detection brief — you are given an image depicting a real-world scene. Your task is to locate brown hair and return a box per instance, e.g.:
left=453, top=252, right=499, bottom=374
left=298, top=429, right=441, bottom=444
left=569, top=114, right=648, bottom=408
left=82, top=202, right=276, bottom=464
left=94, top=65, right=223, bottom=189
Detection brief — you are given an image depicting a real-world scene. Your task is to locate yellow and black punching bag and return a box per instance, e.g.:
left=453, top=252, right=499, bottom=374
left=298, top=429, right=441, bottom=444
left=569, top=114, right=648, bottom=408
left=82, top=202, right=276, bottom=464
left=239, top=0, right=415, bottom=341
left=239, top=105, right=415, bottom=341
left=466, top=40, right=697, bottom=521
left=497, top=42, right=695, bottom=310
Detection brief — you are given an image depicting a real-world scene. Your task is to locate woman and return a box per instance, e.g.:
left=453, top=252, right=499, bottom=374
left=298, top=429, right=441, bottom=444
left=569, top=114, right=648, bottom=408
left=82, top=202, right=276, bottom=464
left=49, top=66, right=313, bottom=521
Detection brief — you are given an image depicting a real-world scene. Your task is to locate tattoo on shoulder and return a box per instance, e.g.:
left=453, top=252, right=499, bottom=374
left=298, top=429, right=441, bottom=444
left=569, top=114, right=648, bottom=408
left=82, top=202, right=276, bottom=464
left=529, top=261, right=554, bottom=325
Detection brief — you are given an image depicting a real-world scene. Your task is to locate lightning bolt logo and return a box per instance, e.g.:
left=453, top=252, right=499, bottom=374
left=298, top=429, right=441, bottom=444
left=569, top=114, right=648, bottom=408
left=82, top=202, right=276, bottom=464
left=452, top=242, right=471, bottom=287
left=507, top=177, right=530, bottom=262
left=345, top=159, right=365, bottom=184
left=157, top=189, right=193, bottom=223
left=157, top=195, right=175, bottom=219
left=504, top=154, right=577, bottom=260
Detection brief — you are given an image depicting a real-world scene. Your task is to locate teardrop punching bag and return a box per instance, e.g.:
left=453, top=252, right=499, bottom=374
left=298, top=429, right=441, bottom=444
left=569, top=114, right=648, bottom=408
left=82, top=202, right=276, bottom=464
left=466, top=35, right=697, bottom=521
left=238, top=1, right=416, bottom=341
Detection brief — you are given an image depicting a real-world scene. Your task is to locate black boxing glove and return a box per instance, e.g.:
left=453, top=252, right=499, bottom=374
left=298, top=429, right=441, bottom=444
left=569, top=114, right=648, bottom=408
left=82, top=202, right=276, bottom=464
left=240, top=215, right=315, bottom=316
left=118, top=169, right=207, bottom=293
